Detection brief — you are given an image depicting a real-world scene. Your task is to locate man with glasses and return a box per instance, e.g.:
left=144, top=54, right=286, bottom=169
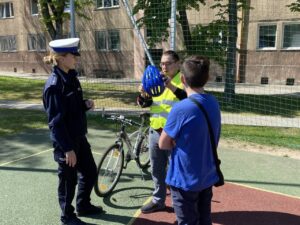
left=138, top=50, right=187, bottom=213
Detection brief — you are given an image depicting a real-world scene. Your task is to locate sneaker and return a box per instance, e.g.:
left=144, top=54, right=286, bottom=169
left=77, top=204, right=103, bottom=217
left=141, top=201, right=165, bottom=214
left=61, top=216, right=86, bottom=225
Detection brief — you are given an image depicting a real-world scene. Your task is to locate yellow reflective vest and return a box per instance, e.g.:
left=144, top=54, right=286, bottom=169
left=150, top=72, right=183, bottom=129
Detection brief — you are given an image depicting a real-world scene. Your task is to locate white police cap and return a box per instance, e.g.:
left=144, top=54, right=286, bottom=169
left=49, top=38, right=80, bottom=56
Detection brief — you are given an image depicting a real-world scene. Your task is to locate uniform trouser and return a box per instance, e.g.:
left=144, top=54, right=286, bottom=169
left=170, top=186, right=213, bottom=225
left=149, top=128, right=170, bottom=206
left=56, top=137, right=97, bottom=222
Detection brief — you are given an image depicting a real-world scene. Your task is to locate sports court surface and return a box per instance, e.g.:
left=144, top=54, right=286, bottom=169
left=0, top=128, right=299, bottom=225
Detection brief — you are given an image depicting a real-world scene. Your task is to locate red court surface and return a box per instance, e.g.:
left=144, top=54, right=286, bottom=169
left=132, top=183, right=300, bottom=225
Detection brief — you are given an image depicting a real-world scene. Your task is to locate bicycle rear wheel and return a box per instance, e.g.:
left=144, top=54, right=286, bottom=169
left=136, top=127, right=150, bottom=169
left=94, top=144, right=124, bottom=197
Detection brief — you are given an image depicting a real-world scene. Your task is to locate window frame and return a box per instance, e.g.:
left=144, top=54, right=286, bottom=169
left=257, top=24, right=277, bottom=50
left=282, top=22, right=300, bottom=50
left=0, top=35, right=17, bottom=52
left=27, top=34, right=46, bottom=52
left=95, top=29, right=120, bottom=52
left=30, top=0, right=39, bottom=16
left=0, top=2, right=14, bottom=19
left=95, top=0, right=119, bottom=9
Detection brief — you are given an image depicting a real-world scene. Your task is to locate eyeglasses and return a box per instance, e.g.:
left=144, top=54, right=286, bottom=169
left=160, top=61, right=175, bottom=67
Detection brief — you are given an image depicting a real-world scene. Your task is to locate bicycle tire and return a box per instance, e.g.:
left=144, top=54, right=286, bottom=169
left=136, top=126, right=150, bottom=169
left=94, top=144, right=124, bottom=197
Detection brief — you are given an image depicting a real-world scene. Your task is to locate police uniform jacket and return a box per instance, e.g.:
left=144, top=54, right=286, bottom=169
left=43, top=66, right=89, bottom=156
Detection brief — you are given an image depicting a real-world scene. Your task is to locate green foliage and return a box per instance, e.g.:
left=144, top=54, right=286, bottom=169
left=133, top=0, right=206, bottom=48
left=210, top=0, right=252, bottom=20
left=38, top=0, right=93, bottom=39
left=287, top=0, right=300, bottom=12
left=190, top=20, right=228, bottom=66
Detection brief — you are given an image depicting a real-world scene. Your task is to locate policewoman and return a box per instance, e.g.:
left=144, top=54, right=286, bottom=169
left=43, top=38, right=102, bottom=225
left=138, top=50, right=187, bottom=213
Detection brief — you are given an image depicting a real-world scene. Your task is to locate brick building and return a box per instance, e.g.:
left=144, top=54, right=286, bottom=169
left=0, top=0, right=299, bottom=84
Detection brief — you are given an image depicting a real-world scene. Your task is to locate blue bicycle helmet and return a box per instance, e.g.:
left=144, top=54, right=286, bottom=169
left=142, top=65, right=165, bottom=97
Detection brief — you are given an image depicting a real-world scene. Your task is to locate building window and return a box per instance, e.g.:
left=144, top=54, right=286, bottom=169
left=0, top=35, right=17, bottom=52
left=28, top=34, right=46, bottom=51
left=96, top=0, right=119, bottom=8
left=95, top=30, right=120, bottom=51
left=0, top=2, right=14, bottom=19
left=283, top=24, right=300, bottom=49
left=258, top=25, right=277, bottom=49
left=31, top=0, right=38, bottom=15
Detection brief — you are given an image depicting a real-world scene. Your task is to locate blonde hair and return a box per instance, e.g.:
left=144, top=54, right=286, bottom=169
left=43, top=52, right=66, bottom=65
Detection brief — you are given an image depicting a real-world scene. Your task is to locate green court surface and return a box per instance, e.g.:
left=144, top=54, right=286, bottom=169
left=0, top=128, right=299, bottom=225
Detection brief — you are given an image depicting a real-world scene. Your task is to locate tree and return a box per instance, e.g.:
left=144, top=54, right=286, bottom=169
left=223, top=0, right=237, bottom=102
left=211, top=0, right=251, bottom=102
left=287, top=0, right=300, bottom=12
left=132, top=0, right=206, bottom=49
left=38, top=0, right=93, bottom=40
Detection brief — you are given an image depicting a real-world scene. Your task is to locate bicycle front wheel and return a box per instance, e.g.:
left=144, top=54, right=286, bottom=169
left=136, top=127, right=150, bottom=169
left=94, top=144, right=124, bottom=197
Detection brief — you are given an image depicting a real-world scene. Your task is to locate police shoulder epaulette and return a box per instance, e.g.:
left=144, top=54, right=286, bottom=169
left=49, top=74, right=58, bottom=86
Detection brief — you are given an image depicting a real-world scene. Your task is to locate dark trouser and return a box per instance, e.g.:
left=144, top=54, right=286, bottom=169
left=149, top=128, right=170, bottom=205
left=56, top=137, right=97, bottom=223
left=170, top=186, right=213, bottom=225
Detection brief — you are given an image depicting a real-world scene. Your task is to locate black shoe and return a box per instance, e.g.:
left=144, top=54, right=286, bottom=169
left=77, top=204, right=103, bottom=217
left=61, top=216, right=86, bottom=225
left=141, top=201, right=165, bottom=214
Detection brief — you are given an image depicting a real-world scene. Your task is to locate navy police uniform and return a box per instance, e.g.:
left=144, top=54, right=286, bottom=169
left=43, top=66, right=97, bottom=223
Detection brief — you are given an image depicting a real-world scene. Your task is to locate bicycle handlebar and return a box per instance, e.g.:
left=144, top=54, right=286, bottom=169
left=106, top=114, right=141, bottom=127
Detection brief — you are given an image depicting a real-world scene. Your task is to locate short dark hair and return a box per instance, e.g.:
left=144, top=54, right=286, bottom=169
left=180, top=55, right=210, bottom=88
left=162, top=50, right=180, bottom=62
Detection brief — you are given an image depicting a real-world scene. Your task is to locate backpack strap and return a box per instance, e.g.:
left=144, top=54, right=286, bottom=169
left=189, top=96, right=224, bottom=187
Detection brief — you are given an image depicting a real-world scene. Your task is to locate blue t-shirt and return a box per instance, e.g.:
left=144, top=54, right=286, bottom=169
left=164, top=93, right=221, bottom=191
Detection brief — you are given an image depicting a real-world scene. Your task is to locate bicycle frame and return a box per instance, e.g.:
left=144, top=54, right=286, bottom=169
left=94, top=113, right=150, bottom=197
left=114, top=117, right=147, bottom=168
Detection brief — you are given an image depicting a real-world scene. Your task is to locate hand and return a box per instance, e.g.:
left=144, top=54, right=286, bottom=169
left=161, top=74, right=171, bottom=87
left=162, top=74, right=176, bottom=92
left=138, top=84, right=150, bottom=98
left=65, top=150, right=77, bottom=167
left=85, top=99, right=95, bottom=110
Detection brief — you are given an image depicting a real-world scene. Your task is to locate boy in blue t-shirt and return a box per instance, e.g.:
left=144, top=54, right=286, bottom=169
left=159, top=55, right=221, bottom=225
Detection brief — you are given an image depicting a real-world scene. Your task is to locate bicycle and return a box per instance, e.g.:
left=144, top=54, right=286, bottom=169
left=94, top=112, right=150, bottom=197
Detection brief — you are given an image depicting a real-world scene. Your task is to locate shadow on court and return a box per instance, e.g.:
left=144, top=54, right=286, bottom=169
left=133, top=183, right=300, bottom=225
left=1, top=128, right=300, bottom=225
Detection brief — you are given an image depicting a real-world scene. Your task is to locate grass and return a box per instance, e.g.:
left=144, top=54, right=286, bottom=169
left=0, top=76, right=139, bottom=108
left=0, top=76, right=45, bottom=103
left=222, top=125, right=300, bottom=150
left=0, top=108, right=299, bottom=150
left=0, top=75, right=299, bottom=151
left=0, top=108, right=48, bottom=136
left=211, top=91, right=300, bottom=117
left=1, top=75, right=299, bottom=117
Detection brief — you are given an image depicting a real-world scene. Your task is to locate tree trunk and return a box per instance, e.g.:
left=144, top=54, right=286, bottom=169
left=39, top=0, right=56, bottom=40
left=224, top=0, right=237, bottom=102
left=178, top=9, right=193, bottom=52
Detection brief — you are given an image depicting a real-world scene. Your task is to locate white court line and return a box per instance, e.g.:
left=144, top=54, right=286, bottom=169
left=0, top=149, right=103, bottom=167
left=0, top=148, right=53, bottom=166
